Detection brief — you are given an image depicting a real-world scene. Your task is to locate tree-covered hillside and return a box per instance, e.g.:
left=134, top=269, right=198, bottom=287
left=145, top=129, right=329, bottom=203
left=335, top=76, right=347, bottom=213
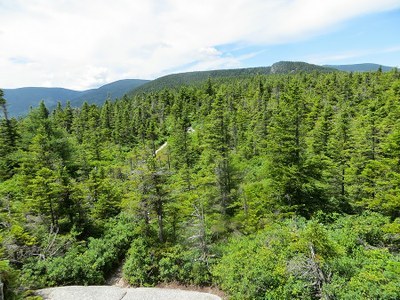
left=131, top=66, right=272, bottom=95
left=131, top=61, right=336, bottom=95
left=1, top=70, right=400, bottom=299
left=270, top=61, right=336, bottom=73
left=69, top=79, right=149, bottom=106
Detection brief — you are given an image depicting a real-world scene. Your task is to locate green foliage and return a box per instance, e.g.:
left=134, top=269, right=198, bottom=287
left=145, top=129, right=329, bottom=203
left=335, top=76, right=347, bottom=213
left=213, top=232, right=286, bottom=299
left=123, top=241, right=212, bottom=287
left=0, top=90, right=19, bottom=181
left=158, top=245, right=211, bottom=285
left=2, top=71, right=400, bottom=299
left=21, top=215, right=136, bottom=289
left=214, top=215, right=399, bottom=300
left=0, top=234, right=20, bottom=299
left=0, top=261, right=19, bottom=299
left=122, top=237, right=157, bottom=286
left=326, top=248, right=400, bottom=300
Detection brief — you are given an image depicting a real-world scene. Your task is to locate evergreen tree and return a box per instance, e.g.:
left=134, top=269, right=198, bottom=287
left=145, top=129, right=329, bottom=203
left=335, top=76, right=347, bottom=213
left=0, top=90, right=18, bottom=181
left=28, top=167, right=63, bottom=231
left=203, top=87, right=236, bottom=216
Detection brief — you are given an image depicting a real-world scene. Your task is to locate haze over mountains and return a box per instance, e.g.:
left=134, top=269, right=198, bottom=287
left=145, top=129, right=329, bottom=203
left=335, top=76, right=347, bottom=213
left=323, top=63, right=394, bottom=72
left=3, top=79, right=149, bottom=117
left=2, top=61, right=395, bottom=117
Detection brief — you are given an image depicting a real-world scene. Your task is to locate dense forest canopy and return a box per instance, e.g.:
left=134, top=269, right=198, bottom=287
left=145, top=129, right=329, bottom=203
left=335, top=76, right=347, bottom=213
left=1, top=70, right=400, bottom=299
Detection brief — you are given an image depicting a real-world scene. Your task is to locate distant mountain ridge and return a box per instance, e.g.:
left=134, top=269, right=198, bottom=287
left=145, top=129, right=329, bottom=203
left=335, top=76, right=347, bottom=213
left=2, top=79, right=149, bottom=117
left=324, top=63, right=395, bottom=72
left=131, top=66, right=271, bottom=95
left=270, top=61, right=336, bottom=74
left=2, top=61, right=396, bottom=117
left=131, top=61, right=336, bottom=95
left=69, top=79, right=149, bottom=106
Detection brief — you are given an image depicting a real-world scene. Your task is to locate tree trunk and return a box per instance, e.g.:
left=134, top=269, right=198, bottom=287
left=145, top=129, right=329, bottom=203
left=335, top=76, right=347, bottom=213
left=309, top=244, right=331, bottom=299
left=156, top=199, right=164, bottom=243
left=341, top=167, right=345, bottom=197
left=0, top=279, right=4, bottom=300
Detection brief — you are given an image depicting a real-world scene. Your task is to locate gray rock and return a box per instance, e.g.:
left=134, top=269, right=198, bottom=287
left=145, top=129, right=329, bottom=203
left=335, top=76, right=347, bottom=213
left=123, top=288, right=221, bottom=300
left=37, top=286, right=222, bottom=300
left=37, top=286, right=127, bottom=300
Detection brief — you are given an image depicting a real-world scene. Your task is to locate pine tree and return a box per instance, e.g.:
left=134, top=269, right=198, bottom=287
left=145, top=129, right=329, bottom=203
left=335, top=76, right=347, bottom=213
left=124, top=151, right=168, bottom=242
left=100, top=99, right=114, bottom=141
left=52, top=102, right=64, bottom=129
left=64, top=101, right=74, bottom=134
left=203, top=87, right=235, bottom=216
left=265, top=78, right=324, bottom=216
left=347, top=87, right=387, bottom=212
left=0, top=90, right=18, bottom=181
left=28, top=167, right=63, bottom=231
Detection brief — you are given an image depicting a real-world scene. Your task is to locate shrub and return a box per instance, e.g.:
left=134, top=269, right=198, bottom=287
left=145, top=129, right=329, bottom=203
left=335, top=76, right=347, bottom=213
left=21, top=215, right=136, bottom=288
left=123, top=241, right=213, bottom=286
left=213, top=214, right=400, bottom=300
left=122, top=237, right=157, bottom=286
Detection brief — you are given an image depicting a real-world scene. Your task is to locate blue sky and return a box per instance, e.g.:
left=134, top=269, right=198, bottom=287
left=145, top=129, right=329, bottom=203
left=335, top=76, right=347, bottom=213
left=234, top=8, right=400, bottom=67
left=1, top=0, right=400, bottom=89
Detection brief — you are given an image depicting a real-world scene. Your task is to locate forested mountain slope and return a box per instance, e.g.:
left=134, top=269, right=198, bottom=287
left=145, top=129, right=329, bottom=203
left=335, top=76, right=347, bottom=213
left=1, top=70, right=400, bottom=299
left=270, top=61, right=336, bottom=73
left=69, top=79, right=149, bottom=106
left=131, top=61, right=336, bottom=95
left=131, top=66, right=272, bottom=94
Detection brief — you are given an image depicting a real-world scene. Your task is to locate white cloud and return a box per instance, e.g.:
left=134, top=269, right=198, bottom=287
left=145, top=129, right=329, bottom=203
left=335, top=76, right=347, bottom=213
left=382, top=45, right=400, bottom=53
left=306, top=51, right=368, bottom=64
left=307, top=45, right=400, bottom=65
left=199, top=47, right=222, bottom=58
left=0, top=0, right=399, bottom=89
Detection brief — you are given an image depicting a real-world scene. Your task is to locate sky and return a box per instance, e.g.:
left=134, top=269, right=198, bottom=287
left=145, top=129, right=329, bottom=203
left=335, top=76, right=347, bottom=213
left=1, top=0, right=400, bottom=90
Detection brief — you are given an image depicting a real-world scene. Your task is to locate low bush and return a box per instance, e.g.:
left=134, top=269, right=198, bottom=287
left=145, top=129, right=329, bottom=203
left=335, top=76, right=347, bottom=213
left=21, top=214, right=136, bottom=288
left=123, top=241, right=212, bottom=286
left=213, top=214, right=400, bottom=300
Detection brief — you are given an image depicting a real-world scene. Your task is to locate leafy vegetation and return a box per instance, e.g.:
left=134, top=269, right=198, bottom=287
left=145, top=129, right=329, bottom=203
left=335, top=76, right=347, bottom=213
left=213, top=213, right=400, bottom=299
left=1, top=69, right=400, bottom=299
